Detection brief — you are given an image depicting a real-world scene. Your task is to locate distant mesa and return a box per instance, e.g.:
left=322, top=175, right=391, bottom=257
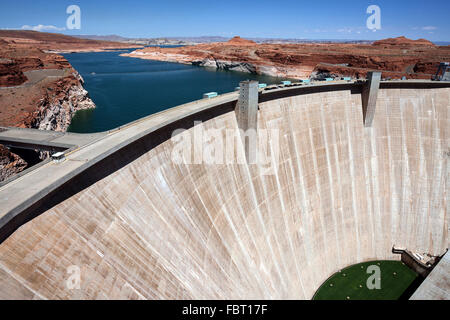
left=373, top=36, right=435, bottom=47
left=0, top=30, right=142, bottom=53
left=226, top=36, right=257, bottom=46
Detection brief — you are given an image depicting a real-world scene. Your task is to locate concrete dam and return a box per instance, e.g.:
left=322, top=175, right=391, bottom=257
left=0, top=78, right=448, bottom=299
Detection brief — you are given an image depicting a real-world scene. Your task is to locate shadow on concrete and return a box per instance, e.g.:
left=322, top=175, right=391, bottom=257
left=398, top=275, right=425, bottom=300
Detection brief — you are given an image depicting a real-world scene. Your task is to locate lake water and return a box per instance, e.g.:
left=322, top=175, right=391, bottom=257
left=64, top=49, right=283, bottom=133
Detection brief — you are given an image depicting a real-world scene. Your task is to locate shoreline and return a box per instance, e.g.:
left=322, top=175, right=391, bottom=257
left=0, top=38, right=98, bottom=182
left=47, top=46, right=143, bottom=54
left=119, top=36, right=450, bottom=81
left=120, top=51, right=309, bottom=79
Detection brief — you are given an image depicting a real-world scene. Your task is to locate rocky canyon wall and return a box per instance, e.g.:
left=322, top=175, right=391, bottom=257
left=0, top=36, right=97, bottom=182
left=124, top=36, right=450, bottom=80
left=27, top=72, right=95, bottom=132
left=0, top=144, right=27, bottom=182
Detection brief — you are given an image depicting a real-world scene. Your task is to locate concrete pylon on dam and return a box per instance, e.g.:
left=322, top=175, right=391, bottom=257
left=0, top=79, right=448, bottom=299
left=235, top=80, right=259, bottom=164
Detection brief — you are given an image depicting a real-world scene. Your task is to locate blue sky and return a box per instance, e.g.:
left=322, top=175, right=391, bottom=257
left=1, top=0, right=449, bottom=41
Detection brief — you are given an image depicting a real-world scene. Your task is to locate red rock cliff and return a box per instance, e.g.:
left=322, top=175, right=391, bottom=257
left=0, top=144, right=27, bottom=182
left=0, top=31, right=109, bottom=182
left=123, top=36, right=449, bottom=80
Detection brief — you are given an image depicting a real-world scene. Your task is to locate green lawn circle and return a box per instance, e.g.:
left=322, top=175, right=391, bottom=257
left=313, top=260, right=418, bottom=300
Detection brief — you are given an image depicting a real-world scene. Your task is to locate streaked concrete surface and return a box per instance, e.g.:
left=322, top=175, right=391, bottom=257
left=0, top=83, right=448, bottom=299
left=0, top=92, right=239, bottom=241
left=411, top=251, right=450, bottom=300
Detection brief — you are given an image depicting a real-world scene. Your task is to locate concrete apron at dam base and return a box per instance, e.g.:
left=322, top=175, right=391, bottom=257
left=0, top=78, right=448, bottom=299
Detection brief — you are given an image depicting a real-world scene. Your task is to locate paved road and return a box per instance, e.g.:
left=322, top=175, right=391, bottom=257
left=0, top=68, right=70, bottom=90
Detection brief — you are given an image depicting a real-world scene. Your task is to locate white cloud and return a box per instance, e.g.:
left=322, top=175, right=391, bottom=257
left=412, top=26, right=438, bottom=31
left=337, top=28, right=353, bottom=33
left=21, top=24, right=66, bottom=32
left=336, top=27, right=366, bottom=34
left=311, top=29, right=329, bottom=33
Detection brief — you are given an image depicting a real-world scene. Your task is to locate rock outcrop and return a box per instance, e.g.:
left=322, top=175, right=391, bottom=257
left=0, top=58, right=27, bottom=86
left=226, top=36, right=257, bottom=46
left=26, top=72, right=95, bottom=132
left=372, top=36, right=435, bottom=47
left=0, top=42, right=96, bottom=131
left=0, top=144, right=27, bottom=182
left=123, top=36, right=450, bottom=80
left=193, top=58, right=257, bottom=73
left=0, top=31, right=99, bottom=182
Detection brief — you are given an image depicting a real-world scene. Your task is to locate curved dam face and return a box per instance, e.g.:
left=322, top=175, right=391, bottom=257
left=0, top=85, right=448, bottom=299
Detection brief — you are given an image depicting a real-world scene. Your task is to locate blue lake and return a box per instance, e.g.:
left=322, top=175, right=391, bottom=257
left=64, top=49, right=283, bottom=133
